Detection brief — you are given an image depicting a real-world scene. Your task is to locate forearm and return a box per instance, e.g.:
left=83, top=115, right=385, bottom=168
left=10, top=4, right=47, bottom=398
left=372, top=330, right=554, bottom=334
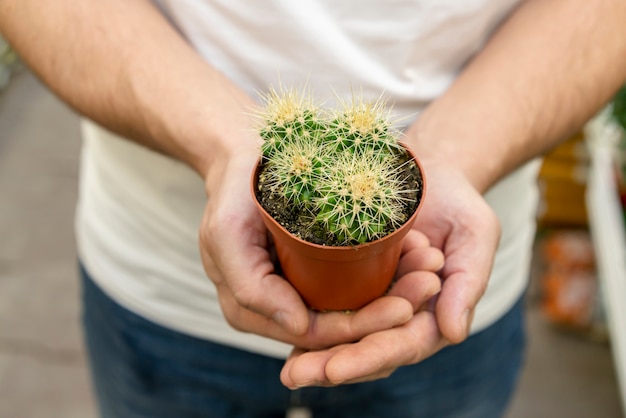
left=0, top=0, right=258, bottom=177
left=409, top=0, right=626, bottom=192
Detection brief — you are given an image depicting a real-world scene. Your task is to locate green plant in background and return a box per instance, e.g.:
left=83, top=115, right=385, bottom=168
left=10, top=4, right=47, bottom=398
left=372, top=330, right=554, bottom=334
left=611, top=85, right=626, bottom=171
left=256, top=86, right=418, bottom=245
left=0, top=36, right=20, bottom=90
left=611, top=85, right=626, bottom=132
left=610, top=84, right=626, bottom=224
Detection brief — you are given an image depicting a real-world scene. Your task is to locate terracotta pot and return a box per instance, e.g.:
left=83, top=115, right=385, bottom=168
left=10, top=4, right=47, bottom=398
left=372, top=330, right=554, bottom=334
left=251, top=151, right=426, bottom=311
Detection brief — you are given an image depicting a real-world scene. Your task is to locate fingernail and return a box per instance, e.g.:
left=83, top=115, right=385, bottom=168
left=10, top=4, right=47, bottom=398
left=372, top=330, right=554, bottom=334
left=461, top=309, right=472, bottom=336
left=273, top=310, right=299, bottom=334
left=272, top=310, right=289, bottom=329
left=294, top=380, right=323, bottom=388
left=426, top=281, right=442, bottom=299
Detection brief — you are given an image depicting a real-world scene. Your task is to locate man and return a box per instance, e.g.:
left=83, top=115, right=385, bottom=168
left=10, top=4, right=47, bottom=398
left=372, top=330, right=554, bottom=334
left=1, top=0, right=625, bottom=416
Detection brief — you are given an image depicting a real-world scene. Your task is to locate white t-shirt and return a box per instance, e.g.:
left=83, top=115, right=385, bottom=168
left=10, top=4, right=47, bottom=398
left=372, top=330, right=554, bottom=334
left=76, top=0, right=539, bottom=358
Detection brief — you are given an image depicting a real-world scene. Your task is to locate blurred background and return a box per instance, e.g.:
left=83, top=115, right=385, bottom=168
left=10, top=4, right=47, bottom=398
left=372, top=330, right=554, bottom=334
left=1, top=39, right=625, bottom=417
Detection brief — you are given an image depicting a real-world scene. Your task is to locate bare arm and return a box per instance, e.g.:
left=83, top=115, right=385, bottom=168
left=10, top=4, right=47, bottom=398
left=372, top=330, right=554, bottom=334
left=407, top=0, right=626, bottom=192
left=0, top=0, right=255, bottom=176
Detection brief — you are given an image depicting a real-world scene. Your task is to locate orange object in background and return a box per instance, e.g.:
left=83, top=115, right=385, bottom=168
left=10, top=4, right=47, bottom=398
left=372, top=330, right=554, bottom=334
left=537, top=131, right=590, bottom=228
left=539, top=230, right=602, bottom=332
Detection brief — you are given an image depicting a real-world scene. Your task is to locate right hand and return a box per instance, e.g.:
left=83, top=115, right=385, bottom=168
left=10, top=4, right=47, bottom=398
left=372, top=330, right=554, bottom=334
left=279, top=159, right=501, bottom=388
left=198, top=153, right=444, bottom=351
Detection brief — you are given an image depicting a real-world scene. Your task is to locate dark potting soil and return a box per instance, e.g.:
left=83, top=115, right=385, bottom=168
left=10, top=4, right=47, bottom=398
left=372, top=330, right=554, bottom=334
left=255, top=152, right=423, bottom=246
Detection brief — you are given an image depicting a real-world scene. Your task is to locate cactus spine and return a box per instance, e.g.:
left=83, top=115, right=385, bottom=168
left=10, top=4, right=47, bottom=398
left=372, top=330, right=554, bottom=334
left=257, top=86, right=418, bottom=245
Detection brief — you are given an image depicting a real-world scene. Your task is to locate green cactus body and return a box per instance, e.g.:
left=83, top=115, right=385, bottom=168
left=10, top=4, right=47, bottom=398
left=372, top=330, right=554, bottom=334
left=325, top=97, right=403, bottom=159
left=314, top=152, right=411, bottom=244
left=262, top=134, right=328, bottom=205
left=257, top=86, right=419, bottom=245
left=258, top=86, right=324, bottom=158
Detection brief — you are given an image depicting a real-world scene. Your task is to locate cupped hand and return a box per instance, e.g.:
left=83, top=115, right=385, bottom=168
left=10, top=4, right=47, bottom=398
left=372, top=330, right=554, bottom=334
left=279, top=159, right=501, bottom=388
left=198, top=152, right=444, bottom=352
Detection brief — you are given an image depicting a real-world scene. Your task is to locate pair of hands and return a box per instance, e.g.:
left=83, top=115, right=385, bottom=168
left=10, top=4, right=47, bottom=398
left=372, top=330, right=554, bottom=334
left=199, top=144, right=500, bottom=389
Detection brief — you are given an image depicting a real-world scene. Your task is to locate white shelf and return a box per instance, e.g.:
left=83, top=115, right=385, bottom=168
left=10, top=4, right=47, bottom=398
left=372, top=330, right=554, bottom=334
left=585, top=112, right=626, bottom=413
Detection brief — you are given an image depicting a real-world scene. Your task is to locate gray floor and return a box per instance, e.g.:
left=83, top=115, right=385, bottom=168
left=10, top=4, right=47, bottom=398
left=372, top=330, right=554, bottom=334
left=0, top=70, right=623, bottom=418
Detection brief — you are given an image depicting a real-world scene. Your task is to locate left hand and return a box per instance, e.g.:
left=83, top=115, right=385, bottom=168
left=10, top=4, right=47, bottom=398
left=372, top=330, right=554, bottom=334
left=280, top=160, right=500, bottom=388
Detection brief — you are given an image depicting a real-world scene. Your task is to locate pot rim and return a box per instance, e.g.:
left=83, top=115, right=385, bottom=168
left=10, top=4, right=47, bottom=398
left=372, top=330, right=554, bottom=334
left=251, top=145, right=427, bottom=253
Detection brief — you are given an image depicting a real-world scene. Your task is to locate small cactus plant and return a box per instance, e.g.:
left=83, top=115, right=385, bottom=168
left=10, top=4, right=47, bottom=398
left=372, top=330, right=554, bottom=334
left=255, top=86, right=421, bottom=246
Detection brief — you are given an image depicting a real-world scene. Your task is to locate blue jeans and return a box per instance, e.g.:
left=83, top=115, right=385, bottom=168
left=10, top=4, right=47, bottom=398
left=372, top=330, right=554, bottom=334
left=80, top=264, right=526, bottom=418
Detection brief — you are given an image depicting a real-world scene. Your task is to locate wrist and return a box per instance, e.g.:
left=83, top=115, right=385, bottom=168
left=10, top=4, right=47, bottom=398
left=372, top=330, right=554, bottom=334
left=403, top=130, right=499, bottom=195
left=145, top=88, right=261, bottom=180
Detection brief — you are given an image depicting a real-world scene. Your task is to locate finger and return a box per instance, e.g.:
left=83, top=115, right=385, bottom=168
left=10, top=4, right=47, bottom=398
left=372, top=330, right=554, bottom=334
left=200, top=214, right=310, bottom=336
left=387, top=270, right=441, bottom=312
left=435, top=217, right=499, bottom=344
left=281, top=347, right=340, bottom=389
left=325, top=311, right=446, bottom=384
left=396, top=246, right=445, bottom=278
left=215, top=284, right=415, bottom=350
left=401, top=229, right=431, bottom=255
left=303, top=296, right=414, bottom=349
left=213, top=273, right=310, bottom=338
left=436, top=270, right=485, bottom=344
left=282, top=311, right=447, bottom=388
left=281, top=344, right=396, bottom=388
